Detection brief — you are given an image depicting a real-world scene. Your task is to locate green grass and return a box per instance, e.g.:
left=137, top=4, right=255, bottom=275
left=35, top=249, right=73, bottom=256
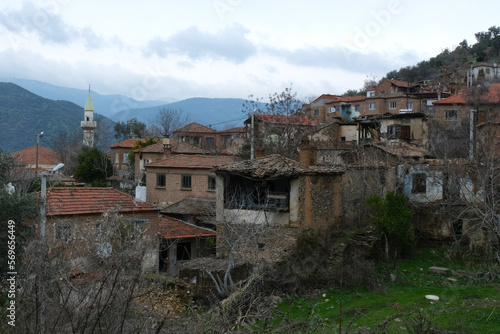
left=260, top=246, right=500, bottom=333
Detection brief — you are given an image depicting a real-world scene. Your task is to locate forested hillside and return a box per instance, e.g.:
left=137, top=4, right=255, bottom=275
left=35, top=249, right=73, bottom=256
left=385, top=26, right=500, bottom=83
left=0, top=83, right=115, bottom=152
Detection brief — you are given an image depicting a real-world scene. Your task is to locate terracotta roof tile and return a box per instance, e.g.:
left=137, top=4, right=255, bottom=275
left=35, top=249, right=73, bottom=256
left=433, top=84, right=500, bottom=105
left=174, top=122, right=217, bottom=134
left=329, top=96, right=365, bottom=103
left=109, top=138, right=145, bottom=148
left=245, top=114, right=315, bottom=126
left=388, top=79, right=416, bottom=88
left=11, top=146, right=62, bottom=165
left=218, top=126, right=246, bottom=134
left=45, top=187, right=157, bottom=216
left=158, top=216, right=215, bottom=239
left=134, top=141, right=210, bottom=154
left=146, top=154, right=236, bottom=169
left=312, top=94, right=339, bottom=103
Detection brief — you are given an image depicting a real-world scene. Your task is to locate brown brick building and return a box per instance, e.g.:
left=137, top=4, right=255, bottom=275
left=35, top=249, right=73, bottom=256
left=145, top=154, right=236, bottom=208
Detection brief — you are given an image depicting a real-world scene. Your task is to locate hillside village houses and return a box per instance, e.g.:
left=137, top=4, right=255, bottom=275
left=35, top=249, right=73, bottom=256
left=20, top=69, right=500, bottom=278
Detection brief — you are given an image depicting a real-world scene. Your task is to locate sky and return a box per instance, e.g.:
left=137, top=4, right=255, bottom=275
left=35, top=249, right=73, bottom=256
left=1, top=0, right=499, bottom=104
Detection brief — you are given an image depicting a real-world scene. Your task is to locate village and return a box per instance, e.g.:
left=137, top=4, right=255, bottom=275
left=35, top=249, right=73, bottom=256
left=3, top=63, right=500, bottom=332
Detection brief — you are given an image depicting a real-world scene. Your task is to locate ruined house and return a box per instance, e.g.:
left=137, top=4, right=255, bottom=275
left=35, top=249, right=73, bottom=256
left=213, top=149, right=344, bottom=262
left=157, top=216, right=216, bottom=276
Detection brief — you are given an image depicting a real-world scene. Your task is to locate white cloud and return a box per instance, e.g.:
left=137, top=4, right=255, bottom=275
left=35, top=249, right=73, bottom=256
left=1, top=0, right=500, bottom=102
left=144, top=24, right=256, bottom=63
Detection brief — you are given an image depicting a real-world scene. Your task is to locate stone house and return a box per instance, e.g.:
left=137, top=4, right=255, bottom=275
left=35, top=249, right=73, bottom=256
left=172, top=122, right=219, bottom=151
left=217, top=126, right=247, bottom=155
left=213, top=149, right=344, bottom=262
left=108, top=138, right=144, bottom=174
left=33, top=186, right=161, bottom=273
left=357, top=112, right=429, bottom=147
left=157, top=216, right=216, bottom=276
left=145, top=154, right=236, bottom=208
left=243, top=114, right=315, bottom=159
left=432, top=83, right=500, bottom=158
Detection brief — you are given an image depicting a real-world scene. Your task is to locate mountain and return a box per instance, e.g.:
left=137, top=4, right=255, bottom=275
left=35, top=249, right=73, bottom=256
left=0, top=78, right=174, bottom=118
left=0, top=83, right=115, bottom=153
left=112, top=97, right=261, bottom=130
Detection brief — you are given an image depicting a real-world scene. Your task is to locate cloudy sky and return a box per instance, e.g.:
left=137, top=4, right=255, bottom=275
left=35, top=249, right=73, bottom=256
left=0, top=0, right=499, bottom=102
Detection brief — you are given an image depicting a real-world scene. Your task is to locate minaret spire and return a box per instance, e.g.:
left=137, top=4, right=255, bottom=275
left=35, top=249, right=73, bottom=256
left=81, top=85, right=97, bottom=147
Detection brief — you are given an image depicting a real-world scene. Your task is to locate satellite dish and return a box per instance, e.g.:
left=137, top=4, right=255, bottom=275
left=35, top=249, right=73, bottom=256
left=97, top=242, right=112, bottom=258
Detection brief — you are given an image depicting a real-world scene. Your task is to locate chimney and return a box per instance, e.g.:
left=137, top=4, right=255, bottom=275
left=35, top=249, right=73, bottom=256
left=255, top=148, right=265, bottom=158
left=162, top=135, right=172, bottom=157
left=299, top=139, right=316, bottom=168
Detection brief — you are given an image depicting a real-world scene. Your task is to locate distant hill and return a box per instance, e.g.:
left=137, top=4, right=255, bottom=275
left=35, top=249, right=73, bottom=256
left=0, top=78, right=174, bottom=118
left=112, top=97, right=263, bottom=130
left=0, top=83, right=115, bottom=153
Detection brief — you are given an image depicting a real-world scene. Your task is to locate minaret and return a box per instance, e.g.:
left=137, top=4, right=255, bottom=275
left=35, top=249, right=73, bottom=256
left=81, top=86, right=97, bottom=147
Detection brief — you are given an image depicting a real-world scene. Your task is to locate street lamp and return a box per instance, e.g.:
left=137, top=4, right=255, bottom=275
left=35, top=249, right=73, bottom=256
left=36, top=131, right=44, bottom=176
left=40, top=163, right=64, bottom=238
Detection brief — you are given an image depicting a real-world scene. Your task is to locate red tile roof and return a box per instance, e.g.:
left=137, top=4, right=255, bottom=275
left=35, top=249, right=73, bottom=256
left=218, top=126, right=246, bottom=134
left=158, top=216, right=215, bottom=239
left=45, top=187, right=157, bottom=216
left=331, top=96, right=365, bottom=103
left=134, top=141, right=210, bottom=154
left=433, top=84, right=500, bottom=105
left=11, top=146, right=62, bottom=165
left=245, top=114, right=315, bottom=126
left=388, top=79, right=415, bottom=88
left=312, top=94, right=339, bottom=103
left=174, top=122, right=217, bottom=134
left=146, top=154, right=236, bottom=169
left=109, top=138, right=145, bottom=148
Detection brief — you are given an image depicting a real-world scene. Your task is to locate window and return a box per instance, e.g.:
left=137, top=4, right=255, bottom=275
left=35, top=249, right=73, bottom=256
left=131, top=220, right=145, bottom=237
left=314, top=109, right=319, bottom=116
left=192, top=137, right=200, bottom=145
left=412, top=173, right=427, bottom=194
left=156, top=173, right=166, bottom=187
left=369, top=102, right=376, bottom=110
left=206, top=137, right=215, bottom=148
left=389, top=101, right=397, bottom=109
left=56, top=224, right=70, bottom=242
left=208, top=176, right=216, bottom=191
left=387, top=125, right=411, bottom=140
left=355, top=104, right=360, bottom=112
left=113, top=152, right=119, bottom=164
left=329, top=106, right=339, bottom=113
left=407, top=102, right=413, bottom=110
left=181, top=175, right=191, bottom=189
left=445, top=110, right=458, bottom=120
left=123, top=152, right=129, bottom=164
left=367, top=91, right=375, bottom=97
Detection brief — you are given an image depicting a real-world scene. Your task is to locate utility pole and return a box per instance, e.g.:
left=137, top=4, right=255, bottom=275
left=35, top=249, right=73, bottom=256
left=36, top=131, right=43, bottom=176
left=250, top=109, right=256, bottom=160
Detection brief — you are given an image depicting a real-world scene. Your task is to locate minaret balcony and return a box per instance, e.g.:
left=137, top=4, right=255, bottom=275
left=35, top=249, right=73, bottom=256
left=81, top=120, right=97, bottom=128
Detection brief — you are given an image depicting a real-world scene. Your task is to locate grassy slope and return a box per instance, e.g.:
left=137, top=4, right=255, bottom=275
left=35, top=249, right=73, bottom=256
left=263, top=247, right=500, bottom=333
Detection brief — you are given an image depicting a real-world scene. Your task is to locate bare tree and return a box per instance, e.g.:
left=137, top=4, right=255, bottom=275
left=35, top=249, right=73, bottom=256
left=50, top=130, right=82, bottom=176
left=243, top=85, right=313, bottom=159
left=5, top=208, right=201, bottom=334
left=148, top=108, right=190, bottom=138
